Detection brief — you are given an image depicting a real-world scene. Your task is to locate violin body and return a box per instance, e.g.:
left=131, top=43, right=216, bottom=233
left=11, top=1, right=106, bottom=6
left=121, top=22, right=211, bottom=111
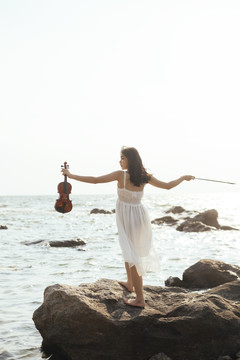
left=55, top=162, right=72, bottom=214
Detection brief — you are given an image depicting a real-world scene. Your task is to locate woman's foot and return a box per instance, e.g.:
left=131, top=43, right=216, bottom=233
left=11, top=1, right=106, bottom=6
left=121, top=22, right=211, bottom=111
left=118, top=281, right=134, bottom=293
left=124, top=298, right=145, bottom=308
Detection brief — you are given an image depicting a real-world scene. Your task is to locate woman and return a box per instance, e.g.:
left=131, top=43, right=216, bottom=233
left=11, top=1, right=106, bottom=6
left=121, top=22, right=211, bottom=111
left=62, top=147, right=194, bottom=308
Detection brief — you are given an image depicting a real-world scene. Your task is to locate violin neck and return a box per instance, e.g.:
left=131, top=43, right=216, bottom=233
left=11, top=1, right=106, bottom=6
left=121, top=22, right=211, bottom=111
left=64, top=175, right=68, bottom=193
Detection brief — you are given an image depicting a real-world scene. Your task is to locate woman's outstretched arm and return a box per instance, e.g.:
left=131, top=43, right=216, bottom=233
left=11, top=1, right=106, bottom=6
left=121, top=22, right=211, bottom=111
left=149, top=175, right=195, bottom=190
left=61, top=169, right=122, bottom=184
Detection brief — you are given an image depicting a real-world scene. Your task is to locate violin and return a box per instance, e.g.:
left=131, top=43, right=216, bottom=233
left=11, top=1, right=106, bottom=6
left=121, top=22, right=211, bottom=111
left=55, top=161, right=72, bottom=214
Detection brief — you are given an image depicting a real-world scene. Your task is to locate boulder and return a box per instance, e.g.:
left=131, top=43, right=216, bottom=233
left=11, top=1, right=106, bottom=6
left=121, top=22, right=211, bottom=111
left=48, top=239, right=86, bottom=247
left=165, top=259, right=240, bottom=290
left=25, top=238, right=86, bottom=247
left=152, top=208, right=238, bottom=232
left=151, top=216, right=178, bottom=226
left=176, top=209, right=238, bottom=232
left=0, top=225, right=8, bottom=229
left=33, top=277, right=240, bottom=360
left=193, top=209, right=220, bottom=228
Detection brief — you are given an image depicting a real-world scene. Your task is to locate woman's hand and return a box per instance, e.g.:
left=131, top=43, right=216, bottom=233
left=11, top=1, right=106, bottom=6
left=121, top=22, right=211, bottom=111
left=183, top=175, right=195, bottom=181
left=61, top=168, right=71, bottom=177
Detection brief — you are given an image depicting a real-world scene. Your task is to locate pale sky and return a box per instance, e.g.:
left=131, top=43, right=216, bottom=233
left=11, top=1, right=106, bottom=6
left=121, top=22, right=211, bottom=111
left=1, top=0, right=239, bottom=195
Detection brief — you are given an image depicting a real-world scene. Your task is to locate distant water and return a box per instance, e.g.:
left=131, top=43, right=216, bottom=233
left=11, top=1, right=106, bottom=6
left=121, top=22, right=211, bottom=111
left=0, top=192, right=239, bottom=359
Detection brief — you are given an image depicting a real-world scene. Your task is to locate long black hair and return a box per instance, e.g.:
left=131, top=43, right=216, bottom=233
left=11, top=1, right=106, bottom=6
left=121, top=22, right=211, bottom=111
left=121, top=147, right=151, bottom=187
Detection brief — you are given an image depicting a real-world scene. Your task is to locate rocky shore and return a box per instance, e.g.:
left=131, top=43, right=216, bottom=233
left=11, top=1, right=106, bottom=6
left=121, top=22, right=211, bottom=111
left=33, top=259, right=240, bottom=360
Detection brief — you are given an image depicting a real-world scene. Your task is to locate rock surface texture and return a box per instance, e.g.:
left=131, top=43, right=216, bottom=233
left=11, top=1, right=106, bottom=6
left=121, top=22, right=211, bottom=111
left=33, top=264, right=240, bottom=360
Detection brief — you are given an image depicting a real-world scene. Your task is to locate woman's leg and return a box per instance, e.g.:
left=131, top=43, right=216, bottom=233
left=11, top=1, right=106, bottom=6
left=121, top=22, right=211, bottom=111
left=124, top=265, right=145, bottom=308
left=118, top=262, right=134, bottom=292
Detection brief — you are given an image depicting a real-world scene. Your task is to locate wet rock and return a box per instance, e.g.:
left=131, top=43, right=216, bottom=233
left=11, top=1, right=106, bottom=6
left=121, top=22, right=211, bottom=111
left=176, top=209, right=238, bottom=232
left=153, top=208, right=237, bottom=232
left=151, top=216, right=178, bottom=226
left=165, top=259, right=240, bottom=290
left=0, top=225, right=8, bottom=229
left=90, top=208, right=114, bottom=214
left=25, top=238, right=86, bottom=247
left=33, top=277, right=240, bottom=360
left=193, top=209, right=220, bottom=228
left=48, top=239, right=86, bottom=247
left=176, top=220, right=215, bottom=232
left=165, top=206, right=186, bottom=214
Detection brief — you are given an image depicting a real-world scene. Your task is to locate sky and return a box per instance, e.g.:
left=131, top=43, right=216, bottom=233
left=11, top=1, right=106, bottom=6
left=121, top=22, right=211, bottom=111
left=1, top=0, right=239, bottom=195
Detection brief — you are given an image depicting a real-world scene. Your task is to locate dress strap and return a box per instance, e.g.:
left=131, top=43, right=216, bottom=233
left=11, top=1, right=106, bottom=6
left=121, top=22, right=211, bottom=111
left=123, top=171, right=126, bottom=188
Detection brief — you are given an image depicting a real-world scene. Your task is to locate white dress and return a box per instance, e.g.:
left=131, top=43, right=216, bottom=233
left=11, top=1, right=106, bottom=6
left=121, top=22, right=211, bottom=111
left=116, top=171, right=160, bottom=277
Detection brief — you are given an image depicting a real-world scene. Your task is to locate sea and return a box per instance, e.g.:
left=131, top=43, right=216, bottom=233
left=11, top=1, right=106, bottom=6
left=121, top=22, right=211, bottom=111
left=0, top=191, right=240, bottom=360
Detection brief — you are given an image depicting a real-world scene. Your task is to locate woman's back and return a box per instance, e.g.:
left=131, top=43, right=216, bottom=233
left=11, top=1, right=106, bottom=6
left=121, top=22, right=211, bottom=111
left=117, top=171, right=144, bottom=204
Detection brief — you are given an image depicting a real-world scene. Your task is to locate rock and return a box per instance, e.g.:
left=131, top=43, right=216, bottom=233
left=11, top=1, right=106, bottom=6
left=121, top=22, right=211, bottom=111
left=25, top=239, right=86, bottom=247
left=193, top=209, right=220, bottom=228
left=165, top=206, right=186, bottom=214
left=183, top=259, right=240, bottom=289
left=90, top=208, right=114, bottom=214
left=151, top=216, right=178, bottom=225
left=153, top=208, right=237, bottom=232
left=176, top=220, right=215, bottom=232
left=0, top=225, right=8, bottom=229
left=206, top=280, right=240, bottom=301
left=164, top=276, right=183, bottom=287
left=166, top=259, right=240, bottom=290
left=33, top=278, right=240, bottom=360
left=48, top=239, right=86, bottom=247
left=176, top=209, right=238, bottom=232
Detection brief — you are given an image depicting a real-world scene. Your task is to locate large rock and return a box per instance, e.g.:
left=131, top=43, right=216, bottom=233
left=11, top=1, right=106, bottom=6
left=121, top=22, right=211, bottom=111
left=48, top=239, right=86, bottom=247
left=193, top=209, right=220, bottom=228
left=176, top=209, right=238, bottom=232
left=33, top=277, right=240, bottom=360
left=165, top=259, right=240, bottom=289
left=176, top=209, right=220, bottom=232
left=25, top=238, right=86, bottom=247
